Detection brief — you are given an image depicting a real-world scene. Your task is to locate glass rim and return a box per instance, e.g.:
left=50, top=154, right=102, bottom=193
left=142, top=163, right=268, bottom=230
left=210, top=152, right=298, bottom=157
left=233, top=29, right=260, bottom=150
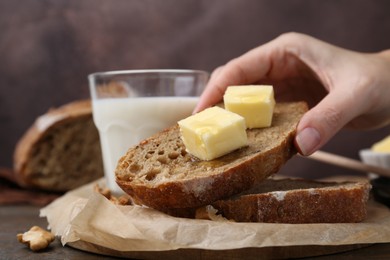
left=88, top=69, right=209, bottom=80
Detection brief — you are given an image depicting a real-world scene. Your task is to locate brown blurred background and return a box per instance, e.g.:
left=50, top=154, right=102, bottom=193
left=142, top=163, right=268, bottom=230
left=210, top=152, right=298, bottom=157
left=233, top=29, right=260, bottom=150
left=1, top=0, right=389, bottom=178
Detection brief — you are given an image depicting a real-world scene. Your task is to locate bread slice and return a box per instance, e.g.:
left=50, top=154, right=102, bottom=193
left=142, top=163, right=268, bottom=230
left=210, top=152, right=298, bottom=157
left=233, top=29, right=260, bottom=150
left=14, top=100, right=104, bottom=192
left=116, top=102, right=308, bottom=210
left=198, top=178, right=371, bottom=223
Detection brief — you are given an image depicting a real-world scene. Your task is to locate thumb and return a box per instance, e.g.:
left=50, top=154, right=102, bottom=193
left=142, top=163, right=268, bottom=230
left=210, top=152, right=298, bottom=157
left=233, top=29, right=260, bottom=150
left=295, top=90, right=362, bottom=156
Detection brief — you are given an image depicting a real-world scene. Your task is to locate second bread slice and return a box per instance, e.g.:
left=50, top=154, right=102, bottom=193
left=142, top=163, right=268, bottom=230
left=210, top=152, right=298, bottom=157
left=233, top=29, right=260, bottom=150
left=116, top=102, right=308, bottom=210
left=204, top=178, right=371, bottom=223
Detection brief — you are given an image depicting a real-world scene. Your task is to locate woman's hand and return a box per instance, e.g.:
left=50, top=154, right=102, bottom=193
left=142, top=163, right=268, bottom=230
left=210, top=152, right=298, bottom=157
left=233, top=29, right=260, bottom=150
left=195, top=32, right=390, bottom=155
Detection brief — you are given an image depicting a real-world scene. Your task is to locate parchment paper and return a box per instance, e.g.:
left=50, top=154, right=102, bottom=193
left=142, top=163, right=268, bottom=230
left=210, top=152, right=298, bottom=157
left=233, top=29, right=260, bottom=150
left=40, top=178, right=390, bottom=252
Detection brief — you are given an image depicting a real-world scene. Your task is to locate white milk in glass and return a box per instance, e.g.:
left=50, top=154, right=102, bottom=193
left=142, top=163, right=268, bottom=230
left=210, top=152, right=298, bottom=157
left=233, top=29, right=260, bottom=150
left=92, top=96, right=198, bottom=193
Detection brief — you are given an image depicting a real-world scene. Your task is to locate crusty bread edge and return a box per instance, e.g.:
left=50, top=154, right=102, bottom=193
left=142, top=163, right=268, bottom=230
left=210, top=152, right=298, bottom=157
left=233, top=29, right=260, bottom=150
left=209, top=180, right=371, bottom=223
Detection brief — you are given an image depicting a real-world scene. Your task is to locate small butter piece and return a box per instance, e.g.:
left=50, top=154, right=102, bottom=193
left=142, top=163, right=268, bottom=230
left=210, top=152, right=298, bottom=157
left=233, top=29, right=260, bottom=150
left=372, top=135, right=390, bottom=152
left=178, top=106, right=248, bottom=161
left=223, top=85, right=275, bottom=128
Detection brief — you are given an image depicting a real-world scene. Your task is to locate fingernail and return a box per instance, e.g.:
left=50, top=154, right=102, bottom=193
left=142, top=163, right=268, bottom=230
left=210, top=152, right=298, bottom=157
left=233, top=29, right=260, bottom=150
left=295, top=127, right=321, bottom=156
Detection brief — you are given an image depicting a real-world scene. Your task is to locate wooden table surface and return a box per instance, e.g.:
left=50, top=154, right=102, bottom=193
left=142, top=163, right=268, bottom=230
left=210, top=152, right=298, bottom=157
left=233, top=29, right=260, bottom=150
left=1, top=204, right=390, bottom=260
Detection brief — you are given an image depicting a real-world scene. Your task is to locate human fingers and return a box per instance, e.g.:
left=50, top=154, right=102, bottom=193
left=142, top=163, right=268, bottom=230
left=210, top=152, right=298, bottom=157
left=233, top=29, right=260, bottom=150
left=193, top=66, right=223, bottom=113
left=194, top=32, right=337, bottom=113
left=193, top=40, right=277, bottom=113
left=345, top=51, right=390, bottom=129
left=295, top=89, right=366, bottom=155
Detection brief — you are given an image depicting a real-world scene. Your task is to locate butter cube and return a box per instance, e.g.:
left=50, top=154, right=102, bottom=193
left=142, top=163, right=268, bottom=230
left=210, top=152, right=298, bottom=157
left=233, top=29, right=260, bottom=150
left=178, top=106, right=248, bottom=161
left=372, top=136, right=390, bottom=152
left=223, top=85, right=275, bottom=128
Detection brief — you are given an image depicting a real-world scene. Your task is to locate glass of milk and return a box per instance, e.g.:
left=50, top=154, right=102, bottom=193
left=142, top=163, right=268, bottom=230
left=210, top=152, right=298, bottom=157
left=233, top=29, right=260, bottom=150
left=88, top=69, right=209, bottom=193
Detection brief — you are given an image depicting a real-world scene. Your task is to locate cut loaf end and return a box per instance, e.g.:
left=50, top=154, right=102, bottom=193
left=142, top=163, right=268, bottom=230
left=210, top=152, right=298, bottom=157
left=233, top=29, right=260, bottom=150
left=116, top=102, right=308, bottom=210
left=14, top=100, right=104, bottom=192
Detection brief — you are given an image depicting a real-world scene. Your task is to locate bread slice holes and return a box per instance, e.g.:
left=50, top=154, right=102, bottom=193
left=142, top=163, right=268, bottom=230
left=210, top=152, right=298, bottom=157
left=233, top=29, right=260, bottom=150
left=120, top=160, right=130, bottom=168
left=158, top=150, right=164, bottom=155
left=145, top=151, right=155, bottom=159
left=129, top=163, right=142, bottom=173
left=168, top=151, right=179, bottom=160
left=157, top=156, right=168, bottom=164
left=145, top=168, right=161, bottom=181
left=180, top=149, right=187, bottom=157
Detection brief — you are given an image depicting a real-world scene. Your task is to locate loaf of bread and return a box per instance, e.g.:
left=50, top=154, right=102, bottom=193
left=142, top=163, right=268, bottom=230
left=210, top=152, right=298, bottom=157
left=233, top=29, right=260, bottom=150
left=116, top=102, right=308, bottom=210
left=14, top=100, right=104, bottom=192
left=198, top=178, right=371, bottom=223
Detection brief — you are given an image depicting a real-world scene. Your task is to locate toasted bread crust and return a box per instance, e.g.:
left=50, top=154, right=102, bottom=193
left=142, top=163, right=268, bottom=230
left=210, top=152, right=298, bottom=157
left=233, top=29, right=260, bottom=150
left=14, top=100, right=104, bottom=192
left=116, top=102, right=308, bottom=210
left=210, top=179, right=371, bottom=223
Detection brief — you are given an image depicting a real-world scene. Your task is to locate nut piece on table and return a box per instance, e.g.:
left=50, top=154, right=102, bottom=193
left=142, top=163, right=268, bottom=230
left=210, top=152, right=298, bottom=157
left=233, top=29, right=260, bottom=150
left=17, top=226, right=55, bottom=252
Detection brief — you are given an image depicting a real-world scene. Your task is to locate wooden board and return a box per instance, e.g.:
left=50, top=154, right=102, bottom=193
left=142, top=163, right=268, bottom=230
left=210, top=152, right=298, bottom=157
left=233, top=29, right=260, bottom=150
left=68, top=240, right=371, bottom=259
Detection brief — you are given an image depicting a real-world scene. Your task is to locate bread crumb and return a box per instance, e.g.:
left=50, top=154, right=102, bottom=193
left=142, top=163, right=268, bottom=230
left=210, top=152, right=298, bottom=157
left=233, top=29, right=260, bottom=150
left=195, top=205, right=230, bottom=222
left=94, top=184, right=132, bottom=206
left=17, top=226, right=55, bottom=252
left=94, top=184, right=111, bottom=199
